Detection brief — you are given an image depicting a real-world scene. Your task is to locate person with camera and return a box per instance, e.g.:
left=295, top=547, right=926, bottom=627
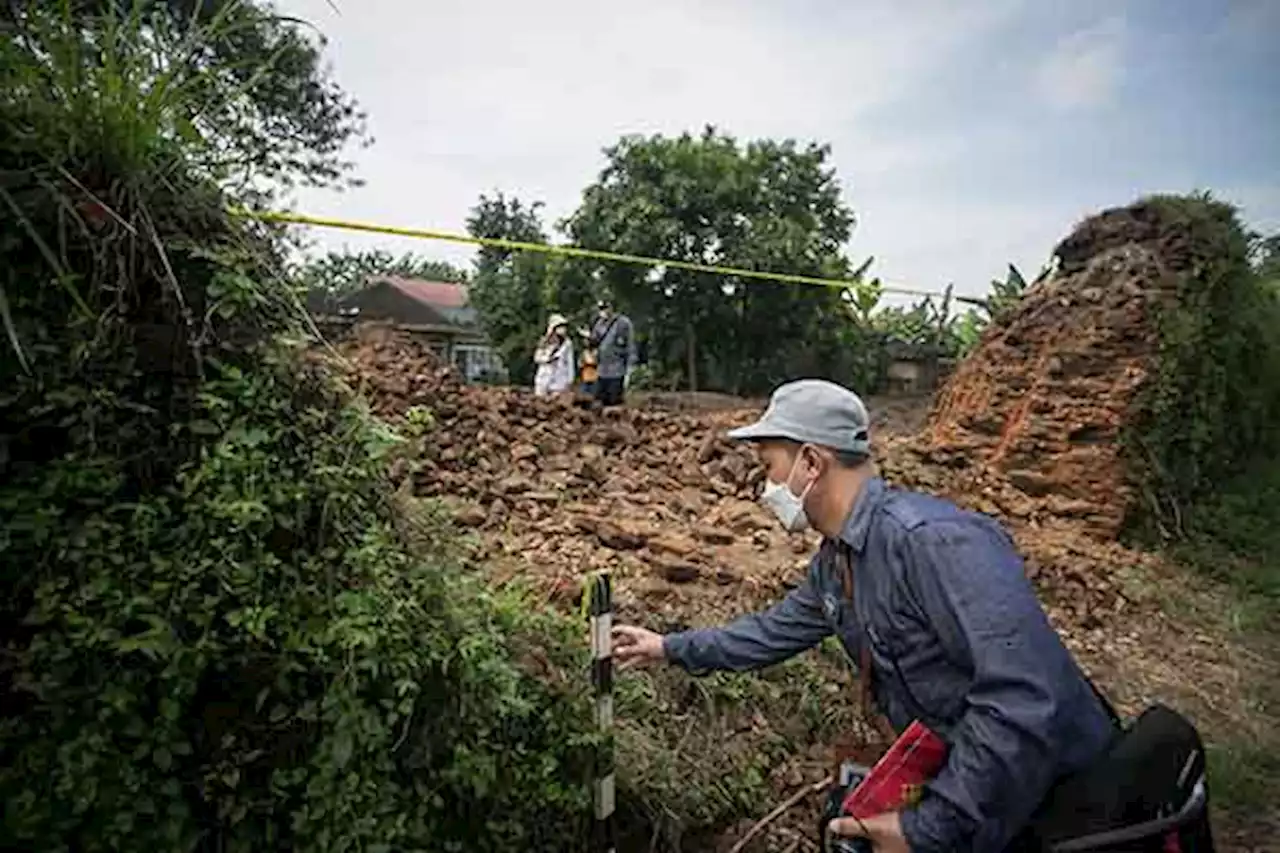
left=611, top=379, right=1116, bottom=853
left=586, top=298, right=636, bottom=407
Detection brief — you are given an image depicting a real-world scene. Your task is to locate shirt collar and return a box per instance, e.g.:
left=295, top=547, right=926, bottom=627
left=837, top=476, right=886, bottom=554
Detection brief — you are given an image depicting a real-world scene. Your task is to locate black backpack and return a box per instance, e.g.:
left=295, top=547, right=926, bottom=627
left=1018, top=703, right=1215, bottom=852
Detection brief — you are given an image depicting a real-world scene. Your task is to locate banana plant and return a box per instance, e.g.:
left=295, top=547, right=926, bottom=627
left=989, top=264, right=1027, bottom=313
left=842, top=255, right=882, bottom=325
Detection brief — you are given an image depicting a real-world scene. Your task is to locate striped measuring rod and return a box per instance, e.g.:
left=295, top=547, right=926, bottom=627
left=588, top=572, right=616, bottom=853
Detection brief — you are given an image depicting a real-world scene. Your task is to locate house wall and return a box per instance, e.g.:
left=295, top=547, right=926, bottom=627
left=308, top=319, right=504, bottom=381
left=398, top=328, right=506, bottom=383
left=885, top=357, right=947, bottom=395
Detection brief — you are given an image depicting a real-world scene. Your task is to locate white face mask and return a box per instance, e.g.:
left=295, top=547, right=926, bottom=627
left=760, top=452, right=815, bottom=533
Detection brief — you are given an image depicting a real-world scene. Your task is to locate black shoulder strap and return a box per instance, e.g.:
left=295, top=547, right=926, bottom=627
left=601, top=315, right=621, bottom=343
left=590, top=316, right=620, bottom=347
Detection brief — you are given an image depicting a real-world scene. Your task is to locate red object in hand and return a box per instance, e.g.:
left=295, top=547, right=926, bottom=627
left=840, top=720, right=949, bottom=818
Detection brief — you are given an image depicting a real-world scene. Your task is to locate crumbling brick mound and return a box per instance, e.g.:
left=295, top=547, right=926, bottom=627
left=327, top=323, right=465, bottom=419
left=323, top=325, right=1134, bottom=637
left=324, top=326, right=800, bottom=609
left=924, top=201, right=1198, bottom=538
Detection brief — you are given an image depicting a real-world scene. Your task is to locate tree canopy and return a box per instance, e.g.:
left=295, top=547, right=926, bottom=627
left=563, top=127, right=859, bottom=393
left=298, top=249, right=469, bottom=299
left=464, top=193, right=556, bottom=386
left=455, top=129, right=1028, bottom=396
left=1252, top=232, right=1280, bottom=281
left=4, top=0, right=370, bottom=194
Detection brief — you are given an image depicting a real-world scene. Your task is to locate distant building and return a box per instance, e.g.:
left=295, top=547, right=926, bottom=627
left=307, top=276, right=506, bottom=383
left=881, top=337, right=954, bottom=395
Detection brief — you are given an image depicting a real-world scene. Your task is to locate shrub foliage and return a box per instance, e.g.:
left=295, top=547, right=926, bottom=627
left=1118, top=194, right=1280, bottom=540
left=0, top=4, right=598, bottom=850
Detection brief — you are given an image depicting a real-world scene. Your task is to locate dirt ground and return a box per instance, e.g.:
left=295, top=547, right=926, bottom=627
left=326, top=324, right=1278, bottom=853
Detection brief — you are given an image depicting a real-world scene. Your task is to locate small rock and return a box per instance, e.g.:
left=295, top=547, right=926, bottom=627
left=708, top=477, right=737, bottom=497
left=511, top=442, right=538, bottom=462
left=455, top=506, right=487, bottom=527
left=718, top=453, right=748, bottom=484
left=651, top=556, right=700, bottom=584
left=1046, top=497, right=1096, bottom=517
left=677, top=464, right=708, bottom=488
left=498, top=474, right=534, bottom=495
left=696, top=432, right=718, bottom=464
left=713, top=567, right=740, bottom=585
left=1008, top=470, right=1055, bottom=497
left=724, top=503, right=770, bottom=534
left=594, top=520, right=646, bottom=550
left=487, top=498, right=508, bottom=523
left=605, top=422, right=639, bottom=445
left=649, top=534, right=699, bottom=558
left=692, top=524, right=735, bottom=545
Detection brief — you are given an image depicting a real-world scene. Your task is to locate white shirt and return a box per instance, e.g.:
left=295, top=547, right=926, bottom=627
left=533, top=336, right=575, bottom=394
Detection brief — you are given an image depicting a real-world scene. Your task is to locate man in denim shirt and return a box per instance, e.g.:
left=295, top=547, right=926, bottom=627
left=613, top=379, right=1115, bottom=852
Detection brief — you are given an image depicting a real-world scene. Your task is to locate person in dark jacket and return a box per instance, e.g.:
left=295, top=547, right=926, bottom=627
left=612, top=379, right=1115, bottom=853
left=587, top=298, right=637, bottom=407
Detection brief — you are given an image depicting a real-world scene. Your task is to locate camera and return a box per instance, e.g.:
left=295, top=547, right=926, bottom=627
left=819, top=761, right=874, bottom=853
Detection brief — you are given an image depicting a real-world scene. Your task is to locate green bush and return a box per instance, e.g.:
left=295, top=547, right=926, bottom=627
left=0, top=4, right=604, bottom=850
left=1173, top=456, right=1280, bottom=623
left=1119, top=194, right=1280, bottom=541
left=0, top=5, right=844, bottom=851
left=1, top=347, right=601, bottom=851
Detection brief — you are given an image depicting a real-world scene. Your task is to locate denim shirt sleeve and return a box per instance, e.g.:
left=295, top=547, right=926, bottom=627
left=662, top=556, right=831, bottom=672
left=897, top=519, right=1065, bottom=853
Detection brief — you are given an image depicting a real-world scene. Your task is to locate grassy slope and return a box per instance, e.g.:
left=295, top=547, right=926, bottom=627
left=1171, top=458, right=1280, bottom=845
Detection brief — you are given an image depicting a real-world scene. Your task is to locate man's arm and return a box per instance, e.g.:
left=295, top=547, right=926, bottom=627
left=663, top=557, right=831, bottom=672
left=897, top=520, right=1072, bottom=853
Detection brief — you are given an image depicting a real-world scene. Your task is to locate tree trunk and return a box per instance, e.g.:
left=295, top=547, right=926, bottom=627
left=733, top=287, right=748, bottom=396
left=685, top=318, right=698, bottom=392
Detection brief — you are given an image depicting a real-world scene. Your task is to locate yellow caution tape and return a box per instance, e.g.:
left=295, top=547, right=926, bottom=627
left=232, top=207, right=981, bottom=304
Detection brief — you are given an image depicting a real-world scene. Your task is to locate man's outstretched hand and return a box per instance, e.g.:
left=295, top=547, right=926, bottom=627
left=611, top=625, right=666, bottom=670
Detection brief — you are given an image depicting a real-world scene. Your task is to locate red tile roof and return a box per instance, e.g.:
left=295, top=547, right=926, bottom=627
left=376, top=276, right=469, bottom=309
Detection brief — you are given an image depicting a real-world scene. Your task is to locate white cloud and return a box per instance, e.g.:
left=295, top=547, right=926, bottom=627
left=272, top=0, right=1027, bottom=291
left=267, top=2, right=1270, bottom=307
left=1221, top=184, right=1280, bottom=233
left=1035, top=16, right=1126, bottom=110
left=852, top=193, right=1085, bottom=302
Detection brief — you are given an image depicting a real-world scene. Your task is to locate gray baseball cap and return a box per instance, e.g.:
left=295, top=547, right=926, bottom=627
left=727, top=379, right=871, bottom=455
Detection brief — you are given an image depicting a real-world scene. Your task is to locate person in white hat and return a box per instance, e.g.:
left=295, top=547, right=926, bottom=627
left=532, top=313, right=575, bottom=396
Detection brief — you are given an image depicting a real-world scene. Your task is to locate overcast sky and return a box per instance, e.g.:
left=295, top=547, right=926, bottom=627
left=274, top=0, right=1279, bottom=300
